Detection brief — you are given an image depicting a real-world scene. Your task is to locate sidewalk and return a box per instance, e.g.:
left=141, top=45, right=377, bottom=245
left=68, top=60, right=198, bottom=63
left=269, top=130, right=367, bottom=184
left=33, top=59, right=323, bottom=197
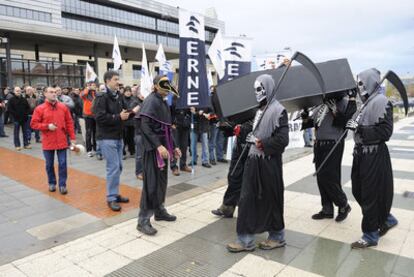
left=0, top=116, right=413, bottom=276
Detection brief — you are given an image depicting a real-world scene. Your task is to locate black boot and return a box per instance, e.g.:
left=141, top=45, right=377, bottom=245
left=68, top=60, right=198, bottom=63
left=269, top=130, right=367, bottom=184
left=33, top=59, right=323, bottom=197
left=154, top=210, right=177, bottom=221
left=211, top=204, right=235, bottom=218
left=335, top=204, right=351, bottom=222
left=137, top=220, right=157, bottom=236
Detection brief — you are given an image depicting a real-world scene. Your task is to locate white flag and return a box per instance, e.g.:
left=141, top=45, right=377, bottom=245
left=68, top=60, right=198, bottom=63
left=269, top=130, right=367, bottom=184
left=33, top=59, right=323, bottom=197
left=112, top=35, right=122, bottom=71
left=140, top=43, right=152, bottom=98
left=207, top=68, right=214, bottom=90
left=155, top=44, right=173, bottom=73
left=208, top=30, right=225, bottom=79
left=85, top=62, right=97, bottom=83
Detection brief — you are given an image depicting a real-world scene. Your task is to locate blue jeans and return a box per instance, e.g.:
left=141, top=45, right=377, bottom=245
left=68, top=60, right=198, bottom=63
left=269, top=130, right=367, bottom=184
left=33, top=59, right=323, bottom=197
left=191, top=131, right=209, bottom=164
left=134, top=134, right=143, bottom=175
left=99, top=139, right=123, bottom=202
left=0, top=113, right=6, bottom=136
left=237, top=230, right=285, bottom=248
left=303, top=128, right=313, bottom=146
left=209, top=124, right=224, bottom=161
left=43, top=149, right=67, bottom=188
left=13, top=121, right=29, bottom=147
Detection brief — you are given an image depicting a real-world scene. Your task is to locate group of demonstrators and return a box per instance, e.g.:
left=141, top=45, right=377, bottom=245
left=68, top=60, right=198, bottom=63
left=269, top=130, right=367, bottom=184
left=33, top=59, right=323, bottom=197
left=0, top=64, right=401, bottom=251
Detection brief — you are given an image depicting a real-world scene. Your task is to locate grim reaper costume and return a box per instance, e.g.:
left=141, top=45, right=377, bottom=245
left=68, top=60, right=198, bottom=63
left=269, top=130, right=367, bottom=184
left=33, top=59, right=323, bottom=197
left=301, top=93, right=356, bottom=221
left=137, top=76, right=179, bottom=236
left=227, top=74, right=289, bottom=252
left=348, top=68, right=398, bottom=248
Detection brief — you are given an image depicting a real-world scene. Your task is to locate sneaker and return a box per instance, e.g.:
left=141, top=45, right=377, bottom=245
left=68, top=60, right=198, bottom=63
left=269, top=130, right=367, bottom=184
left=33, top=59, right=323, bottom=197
left=96, top=154, right=103, bottom=160
left=35, top=139, right=41, bottom=143
left=210, top=160, right=217, bottom=165
left=15, top=147, right=22, bottom=151
left=136, top=174, right=144, bottom=180
left=59, top=187, right=68, bottom=195
left=311, top=211, right=334, bottom=220
left=137, top=223, right=157, bottom=236
left=258, top=239, right=286, bottom=250
left=202, top=163, right=212, bottom=168
left=48, top=185, right=56, bottom=192
left=107, top=201, right=122, bottom=212
left=24, top=145, right=32, bottom=149
left=226, top=242, right=255, bottom=253
left=217, top=158, right=228, bottom=163
left=115, top=195, right=129, bottom=203
left=87, top=151, right=94, bottom=157
left=351, top=239, right=377, bottom=249
left=188, top=161, right=197, bottom=166
left=0, top=134, right=8, bottom=137
left=335, top=205, right=351, bottom=222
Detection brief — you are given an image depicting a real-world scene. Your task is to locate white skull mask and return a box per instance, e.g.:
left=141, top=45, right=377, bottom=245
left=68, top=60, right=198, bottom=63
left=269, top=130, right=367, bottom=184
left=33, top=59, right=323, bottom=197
left=254, top=80, right=266, bottom=103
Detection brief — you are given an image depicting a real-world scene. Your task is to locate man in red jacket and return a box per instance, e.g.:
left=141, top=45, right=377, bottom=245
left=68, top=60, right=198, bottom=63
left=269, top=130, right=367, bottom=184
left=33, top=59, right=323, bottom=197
left=31, top=87, right=76, bottom=195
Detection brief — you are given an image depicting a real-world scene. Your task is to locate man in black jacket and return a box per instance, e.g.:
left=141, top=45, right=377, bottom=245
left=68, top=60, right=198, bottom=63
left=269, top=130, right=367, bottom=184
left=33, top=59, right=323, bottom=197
left=93, top=71, right=137, bottom=211
left=8, top=87, right=31, bottom=150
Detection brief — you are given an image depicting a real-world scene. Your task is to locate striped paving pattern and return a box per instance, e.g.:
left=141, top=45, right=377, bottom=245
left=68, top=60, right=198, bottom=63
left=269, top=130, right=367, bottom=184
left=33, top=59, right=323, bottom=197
left=0, top=116, right=413, bottom=276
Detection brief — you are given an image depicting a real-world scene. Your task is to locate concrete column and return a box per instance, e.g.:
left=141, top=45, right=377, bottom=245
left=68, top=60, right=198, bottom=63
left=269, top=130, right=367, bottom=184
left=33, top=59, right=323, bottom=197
left=5, top=33, right=12, bottom=87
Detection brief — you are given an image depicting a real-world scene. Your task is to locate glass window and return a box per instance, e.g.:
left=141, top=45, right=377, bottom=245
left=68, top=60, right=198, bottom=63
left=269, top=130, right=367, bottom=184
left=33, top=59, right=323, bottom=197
left=132, top=65, right=142, bottom=79
left=38, top=11, right=45, bottom=22
left=33, top=11, right=39, bottom=21
left=6, top=6, right=13, bottom=16
left=26, top=9, right=33, bottom=19
left=19, top=7, right=26, bottom=18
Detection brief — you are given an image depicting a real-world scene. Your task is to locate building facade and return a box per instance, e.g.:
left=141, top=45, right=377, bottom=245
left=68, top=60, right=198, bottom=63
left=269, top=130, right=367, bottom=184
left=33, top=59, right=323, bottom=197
left=0, top=0, right=224, bottom=88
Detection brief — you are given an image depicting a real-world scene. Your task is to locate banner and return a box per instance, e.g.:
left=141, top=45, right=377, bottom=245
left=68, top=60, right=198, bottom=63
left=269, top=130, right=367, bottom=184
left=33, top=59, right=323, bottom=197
left=177, top=9, right=209, bottom=109
left=112, top=35, right=122, bottom=71
left=140, top=43, right=152, bottom=98
left=219, top=36, right=252, bottom=83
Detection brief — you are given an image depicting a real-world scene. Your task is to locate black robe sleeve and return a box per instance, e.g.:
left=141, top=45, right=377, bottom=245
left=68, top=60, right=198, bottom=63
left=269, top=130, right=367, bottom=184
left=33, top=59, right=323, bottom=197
left=358, top=102, right=393, bottom=144
left=140, top=116, right=162, bottom=150
left=261, top=110, right=289, bottom=155
left=333, top=99, right=357, bottom=128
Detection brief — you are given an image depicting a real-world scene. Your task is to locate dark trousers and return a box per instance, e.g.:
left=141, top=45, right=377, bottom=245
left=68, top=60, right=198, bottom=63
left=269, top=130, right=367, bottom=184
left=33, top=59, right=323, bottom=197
left=85, top=117, right=96, bottom=152
left=13, top=121, right=29, bottom=147
left=223, top=142, right=249, bottom=207
left=43, top=149, right=67, bottom=188
left=123, top=125, right=135, bottom=155
left=134, top=134, right=143, bottom=175
left=26, top=115, right=40, bottom=142
left=314, top=140, right=348, bottom=214
left=351, top=143, right=394, bottom=233
left=176, top=127, right=190, bottom=169
left=73, top=113, right=81, bottom=133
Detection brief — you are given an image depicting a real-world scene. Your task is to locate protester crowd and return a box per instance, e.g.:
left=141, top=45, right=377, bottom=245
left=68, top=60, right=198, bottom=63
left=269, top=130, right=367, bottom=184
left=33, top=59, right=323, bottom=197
left=0, top=73, right=231, bottom=194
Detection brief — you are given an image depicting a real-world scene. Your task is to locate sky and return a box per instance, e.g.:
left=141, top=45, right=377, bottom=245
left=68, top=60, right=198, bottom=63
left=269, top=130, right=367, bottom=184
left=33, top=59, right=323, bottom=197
left=156, top=0, right=414, bottom=76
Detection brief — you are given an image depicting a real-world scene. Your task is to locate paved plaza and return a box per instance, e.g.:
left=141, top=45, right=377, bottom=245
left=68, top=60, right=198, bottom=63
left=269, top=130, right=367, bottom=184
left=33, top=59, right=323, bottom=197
left=0, top=116, right=413, bottom=276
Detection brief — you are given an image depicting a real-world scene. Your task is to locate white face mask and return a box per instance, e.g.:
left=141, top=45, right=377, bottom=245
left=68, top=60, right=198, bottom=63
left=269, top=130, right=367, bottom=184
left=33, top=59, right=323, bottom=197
left=254, top=80, right=266, bottom=103
left=358, top=81, right=368, bottom=96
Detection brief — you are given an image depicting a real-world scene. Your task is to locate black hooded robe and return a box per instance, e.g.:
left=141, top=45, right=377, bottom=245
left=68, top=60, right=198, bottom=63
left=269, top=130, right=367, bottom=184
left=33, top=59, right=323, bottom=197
left=351, top=98, right=394, bottom=234
left=139, top=92, right=175, bottom=211
left=237, top=106, right=289, bottom=235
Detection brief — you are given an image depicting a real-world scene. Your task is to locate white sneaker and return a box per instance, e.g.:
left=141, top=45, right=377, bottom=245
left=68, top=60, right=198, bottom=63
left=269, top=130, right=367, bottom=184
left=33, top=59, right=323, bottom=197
left=87, top=151, right=94, bottom=157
